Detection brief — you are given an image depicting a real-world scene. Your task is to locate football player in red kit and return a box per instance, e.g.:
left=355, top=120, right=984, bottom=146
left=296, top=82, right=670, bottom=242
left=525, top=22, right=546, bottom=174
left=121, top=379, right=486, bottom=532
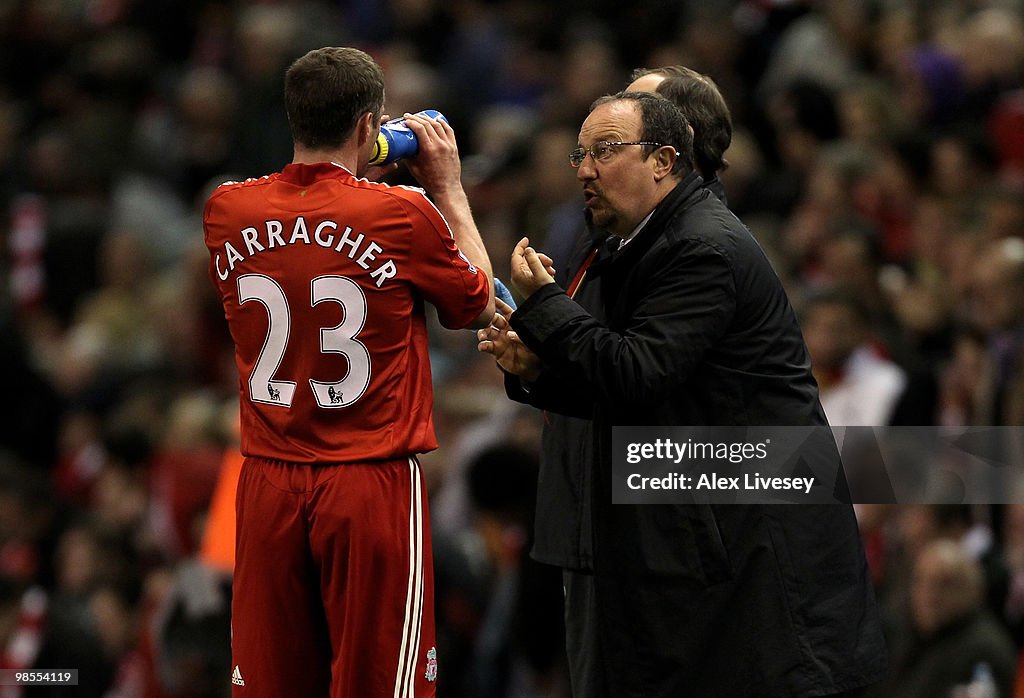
left=203, top=46, right=493, bottom=697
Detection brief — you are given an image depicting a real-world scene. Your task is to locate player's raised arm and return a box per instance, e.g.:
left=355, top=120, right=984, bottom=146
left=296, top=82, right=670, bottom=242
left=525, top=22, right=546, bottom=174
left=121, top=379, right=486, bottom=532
left=403, top=112, right=495, bottom=328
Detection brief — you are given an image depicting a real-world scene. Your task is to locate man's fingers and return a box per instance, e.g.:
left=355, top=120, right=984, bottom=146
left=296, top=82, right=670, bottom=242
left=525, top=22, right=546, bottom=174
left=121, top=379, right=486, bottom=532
left=513, top=237, right=530, bottom=257
left=424, top=113, right=454, bottom=137
left=495, top=298, right=514, bottom=318
left=405, top=112, right=449, bottom=143
left=511, top=253, right=533, bottom=281
left=524, top=247, right=553, bottom=281
left=536, top=252, right=556, bottom=276
left=402, top=114, right=439, bottom=147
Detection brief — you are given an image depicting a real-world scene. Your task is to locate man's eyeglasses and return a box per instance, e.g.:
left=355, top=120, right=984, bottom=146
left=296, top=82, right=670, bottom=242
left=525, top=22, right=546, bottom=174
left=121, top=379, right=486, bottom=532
left=568, top=141, right=669, bottom=168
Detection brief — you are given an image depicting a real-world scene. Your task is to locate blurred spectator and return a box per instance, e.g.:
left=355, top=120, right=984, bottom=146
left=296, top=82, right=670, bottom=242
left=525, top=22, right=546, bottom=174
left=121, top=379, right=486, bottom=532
left=0, top=457, right=57, bottom=590
left=939, top=327, right=990, bottom=428
left=153, top=559, right=231, bottom=698
left=977, top=183, right=1024, bottom=242
left=0, top=314, right=61, bottom=470
left=717, top=126, right=768, bottom=217
left=868, top=539, right=1016, bottom=698
left=967, top=237, right=1024, bottom=425
left=999, top=503, right=1024, bottom=646
left=53, top=228, right=163, bottom=406
left=226, top=5, right=302, bottom=180
left=545, top=36, right=624, bottom=127
left=959, top=8, right=1024, bottom=126
left=29, top=523, right=135, bottom=697
left=802, top=289, right=908, bottom=427
left=147, top=392, right=229, bottom=560
left=989, top=88, right=1024, bottom=181
left=134, top=66, right=239, bottom=202
left=755, top=0, right=865, bottom=106
left=434, top=443, right=567, bottom=698
left=895, top=46, right=966, bottom=129
left=0, top=580, right=47, bottom=694
left=928, top=129, right=998, bottom=227
left=525, top=125, right=584, bottom=269
left=836, top=77, right=904, bottom=149
left=439, top=0, right=512, bottom=122
left=750, top=79, right=841, bottom=217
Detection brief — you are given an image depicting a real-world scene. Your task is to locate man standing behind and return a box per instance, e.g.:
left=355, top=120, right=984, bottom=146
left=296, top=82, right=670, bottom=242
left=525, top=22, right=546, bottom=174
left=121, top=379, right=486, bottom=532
left=478, top=91, right=886, bottom=696
left=204, top=47, right=493, bottom=697
left=627, top=65, right=734, bottom=203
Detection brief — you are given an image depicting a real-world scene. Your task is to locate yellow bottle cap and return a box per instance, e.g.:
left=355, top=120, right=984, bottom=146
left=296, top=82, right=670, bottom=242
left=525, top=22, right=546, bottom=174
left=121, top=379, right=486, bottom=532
left=369, top=133, right=389, bottom=165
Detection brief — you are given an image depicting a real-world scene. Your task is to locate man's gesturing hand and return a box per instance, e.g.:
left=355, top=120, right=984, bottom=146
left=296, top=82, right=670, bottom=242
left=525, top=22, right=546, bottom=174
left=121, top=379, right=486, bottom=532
left=510, top=237, right=556, bottom=300
left=477, top=298, right=542, bottom=382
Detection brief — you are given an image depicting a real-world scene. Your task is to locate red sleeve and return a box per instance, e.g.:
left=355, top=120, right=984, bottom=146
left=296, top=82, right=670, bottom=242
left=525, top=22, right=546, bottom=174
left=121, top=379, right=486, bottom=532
left=392, top=187, right=489, bottom=329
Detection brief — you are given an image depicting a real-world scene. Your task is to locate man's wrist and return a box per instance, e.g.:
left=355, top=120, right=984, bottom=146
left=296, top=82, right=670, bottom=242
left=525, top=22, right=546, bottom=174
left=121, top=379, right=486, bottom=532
left=515, top=282, right=562, bottom=312
left=509, top=283, right=572, bottom=347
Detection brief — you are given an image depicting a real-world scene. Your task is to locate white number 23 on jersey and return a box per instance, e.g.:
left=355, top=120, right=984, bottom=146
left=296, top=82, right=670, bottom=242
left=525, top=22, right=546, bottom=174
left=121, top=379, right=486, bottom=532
left=237, top=274, right=371, bottom=409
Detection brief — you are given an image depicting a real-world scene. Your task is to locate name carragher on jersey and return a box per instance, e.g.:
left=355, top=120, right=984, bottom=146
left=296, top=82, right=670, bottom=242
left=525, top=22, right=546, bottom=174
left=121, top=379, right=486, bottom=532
left=213, top=216, right=397, bottom=286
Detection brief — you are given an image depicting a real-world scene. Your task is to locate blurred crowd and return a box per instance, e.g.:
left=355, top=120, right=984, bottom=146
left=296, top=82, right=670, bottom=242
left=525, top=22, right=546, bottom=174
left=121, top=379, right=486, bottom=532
left=2, top=0, right=1024, bottom=695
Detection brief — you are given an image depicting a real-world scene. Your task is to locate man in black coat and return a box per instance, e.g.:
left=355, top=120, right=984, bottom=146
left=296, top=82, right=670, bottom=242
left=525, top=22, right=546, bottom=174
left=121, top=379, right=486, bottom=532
left=477, top=91, right=887, bottom=697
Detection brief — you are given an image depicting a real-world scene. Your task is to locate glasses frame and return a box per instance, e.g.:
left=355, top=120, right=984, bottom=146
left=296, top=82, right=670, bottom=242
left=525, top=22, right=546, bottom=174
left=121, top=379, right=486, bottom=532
left=568, top=141, right=669, bottom=168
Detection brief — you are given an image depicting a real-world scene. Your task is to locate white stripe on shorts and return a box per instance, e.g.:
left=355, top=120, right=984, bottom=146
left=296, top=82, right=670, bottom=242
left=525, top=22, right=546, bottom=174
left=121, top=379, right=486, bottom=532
left=393, top=458, right=423, bottom=698
left=404, top=460, right=425, bottom=697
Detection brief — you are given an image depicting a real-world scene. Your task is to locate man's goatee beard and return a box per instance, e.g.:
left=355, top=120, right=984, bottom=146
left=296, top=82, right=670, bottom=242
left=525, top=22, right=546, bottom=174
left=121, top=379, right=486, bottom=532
left=584, top=207, right=596, bottom=233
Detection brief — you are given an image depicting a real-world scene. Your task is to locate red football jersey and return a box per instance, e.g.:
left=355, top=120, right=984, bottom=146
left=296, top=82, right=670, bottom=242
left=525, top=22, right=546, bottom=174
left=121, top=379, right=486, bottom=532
left=204, top=162, right=489, bottom=463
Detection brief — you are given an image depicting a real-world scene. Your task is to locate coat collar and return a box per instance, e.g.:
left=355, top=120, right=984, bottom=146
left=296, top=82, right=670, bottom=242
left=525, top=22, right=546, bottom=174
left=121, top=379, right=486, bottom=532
left=592, top=170, right=706, bottom=271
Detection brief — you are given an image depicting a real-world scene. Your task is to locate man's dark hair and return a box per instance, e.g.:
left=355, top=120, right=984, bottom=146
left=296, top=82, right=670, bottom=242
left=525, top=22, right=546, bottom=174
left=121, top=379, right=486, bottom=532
left=630, top=65, right=690, bottom=81
left=590, top=91, right=694, bottom=174
left=284, top=47, right=385, bottom=149
left=652, top=72, right=732, bottom=179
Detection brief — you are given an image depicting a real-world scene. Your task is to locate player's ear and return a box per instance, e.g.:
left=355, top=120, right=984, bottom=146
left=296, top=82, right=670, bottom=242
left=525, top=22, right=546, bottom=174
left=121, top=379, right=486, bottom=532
left=356, top=111, right=376, bottom=147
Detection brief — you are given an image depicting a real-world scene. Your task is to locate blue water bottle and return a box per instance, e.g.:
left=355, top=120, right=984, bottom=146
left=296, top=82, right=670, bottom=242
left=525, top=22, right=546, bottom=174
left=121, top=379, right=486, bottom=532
left=369, top=109, right=448, bottom=166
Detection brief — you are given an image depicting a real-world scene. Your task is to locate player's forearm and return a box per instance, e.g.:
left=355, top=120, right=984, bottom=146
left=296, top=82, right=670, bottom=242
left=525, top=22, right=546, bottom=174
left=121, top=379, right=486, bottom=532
left=432, top=186, right=492, bottom=280
left=431, top=186, right=495, bottom=326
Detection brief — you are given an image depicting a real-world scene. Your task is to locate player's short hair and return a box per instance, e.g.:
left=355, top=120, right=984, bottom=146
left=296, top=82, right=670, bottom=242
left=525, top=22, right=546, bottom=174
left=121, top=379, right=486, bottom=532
left=632, top=66, right=733, bottom=179
left=590, top=91, right=694, bottom=175
left=284, top=47, right=385, bottom=149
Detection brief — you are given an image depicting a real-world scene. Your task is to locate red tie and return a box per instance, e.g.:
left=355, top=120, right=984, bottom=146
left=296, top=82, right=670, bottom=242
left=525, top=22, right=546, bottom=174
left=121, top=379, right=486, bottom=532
left=566, top=247, right=599, bottom=299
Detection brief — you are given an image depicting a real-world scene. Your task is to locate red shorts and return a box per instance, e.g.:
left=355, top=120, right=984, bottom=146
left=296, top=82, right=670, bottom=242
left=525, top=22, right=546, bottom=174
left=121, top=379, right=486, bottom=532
left=231, top=457, right=437, bottom=697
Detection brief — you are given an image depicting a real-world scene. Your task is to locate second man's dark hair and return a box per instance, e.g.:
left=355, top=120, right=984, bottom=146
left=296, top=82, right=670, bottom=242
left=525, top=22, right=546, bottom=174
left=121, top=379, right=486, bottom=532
left=653, top=72, right=732, bottom=178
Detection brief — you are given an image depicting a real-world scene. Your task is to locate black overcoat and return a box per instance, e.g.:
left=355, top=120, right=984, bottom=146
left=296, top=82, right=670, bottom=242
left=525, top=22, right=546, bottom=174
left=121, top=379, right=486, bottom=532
left=506, top=173, right=888, bottom=696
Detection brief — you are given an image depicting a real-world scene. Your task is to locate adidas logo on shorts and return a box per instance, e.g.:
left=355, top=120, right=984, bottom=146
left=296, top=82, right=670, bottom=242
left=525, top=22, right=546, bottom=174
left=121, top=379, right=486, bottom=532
left=232, top=666, right=245, bottom=687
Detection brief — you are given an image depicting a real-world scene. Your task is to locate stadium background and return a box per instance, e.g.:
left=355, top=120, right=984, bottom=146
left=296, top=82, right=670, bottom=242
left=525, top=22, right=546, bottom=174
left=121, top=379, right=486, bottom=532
left=2, top=0, right=1024, bottom=695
